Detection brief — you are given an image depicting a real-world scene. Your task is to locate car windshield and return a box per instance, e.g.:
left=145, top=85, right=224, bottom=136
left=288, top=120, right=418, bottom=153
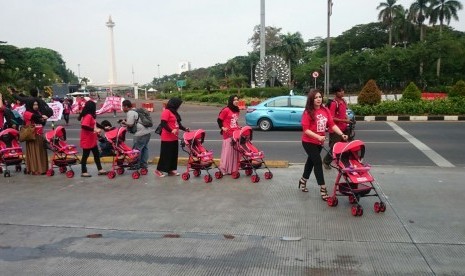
left=265, top=98, right=288, bottom=107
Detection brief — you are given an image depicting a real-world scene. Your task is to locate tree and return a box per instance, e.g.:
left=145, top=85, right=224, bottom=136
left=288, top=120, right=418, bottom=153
left=402, top=82, right=422, bottom=101
left=248, top=25, right=282, bottom=53
left=429, top=0, right=463, bottom=77
left=377, top=0, right=404, bottom=46
left=358, top=79, right=382, bottom=105
left=392, top=7, right=417, bottom=46
left=409, top=0, right=434, bottom=76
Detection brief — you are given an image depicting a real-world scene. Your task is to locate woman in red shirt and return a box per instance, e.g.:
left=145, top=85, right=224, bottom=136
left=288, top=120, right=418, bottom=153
left=154, top=97, right=189, bottom=177
left=217, top=95, right=241, bottom=175
left=23, top=100, right=49, bottom=175
left=299, top=89, right=348, bottom=200
left=78, top=101, right=107, bottom=177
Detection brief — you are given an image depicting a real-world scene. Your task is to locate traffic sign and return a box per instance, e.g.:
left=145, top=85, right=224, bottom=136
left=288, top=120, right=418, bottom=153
left=312, top=71, right=319, bottom=78
left=176, top=80, right=186, bottom=87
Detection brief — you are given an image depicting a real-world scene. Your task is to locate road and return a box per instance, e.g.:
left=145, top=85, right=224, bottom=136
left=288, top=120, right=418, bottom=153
left=48, top=102, right=465, bottom=168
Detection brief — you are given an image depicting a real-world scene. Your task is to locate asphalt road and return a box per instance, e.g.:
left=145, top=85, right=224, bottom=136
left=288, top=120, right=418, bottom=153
left=48, top=102, right=465, bottom=168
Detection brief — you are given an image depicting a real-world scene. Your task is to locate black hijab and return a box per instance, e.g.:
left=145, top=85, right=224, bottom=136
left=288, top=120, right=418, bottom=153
left=78, top=101, right=97, bottom=121
left=227, top=95, right=240, bottom=113
left=166, top=97, right=183, bottom=122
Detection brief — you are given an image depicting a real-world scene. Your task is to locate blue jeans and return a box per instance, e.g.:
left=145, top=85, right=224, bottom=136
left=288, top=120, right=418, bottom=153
left=133, top=133, right=151, bottom=169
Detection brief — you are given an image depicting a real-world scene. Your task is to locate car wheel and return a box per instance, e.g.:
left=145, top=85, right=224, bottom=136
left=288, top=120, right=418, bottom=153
left=258, top=118, right=272, bottom=131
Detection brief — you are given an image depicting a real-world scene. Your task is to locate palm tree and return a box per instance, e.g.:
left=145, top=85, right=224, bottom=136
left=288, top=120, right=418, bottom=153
left=273, top=32, right=305, bottom=87
left=409, top=0, right=433, bottom=76
left=429, top=0, right=463, bottom=77
left=377, top=0, right=403, bottom=46
left=409, top=0, right=433, bottom=42
left=392, top=7, right=417, bottom=47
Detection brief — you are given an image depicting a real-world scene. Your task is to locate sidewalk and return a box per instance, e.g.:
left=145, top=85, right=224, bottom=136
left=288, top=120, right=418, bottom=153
left=1, top=165, right=464, bottom=275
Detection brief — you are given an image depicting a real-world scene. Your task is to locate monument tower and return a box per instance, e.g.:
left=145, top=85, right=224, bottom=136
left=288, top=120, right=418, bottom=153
left=106, top=15, right=117, bottom=84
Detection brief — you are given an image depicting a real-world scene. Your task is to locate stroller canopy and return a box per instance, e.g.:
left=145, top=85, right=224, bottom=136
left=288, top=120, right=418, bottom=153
left=232, top=126, right=253, bottom=141
left=105, top=127, right=126, bottom=142
left=332, top=140, right=366, bottom=159
left=183, top=129, right=205, bottom=144
left=0, top=128, right=19, bottom=140
left=45, top=126, right=66, bottom=142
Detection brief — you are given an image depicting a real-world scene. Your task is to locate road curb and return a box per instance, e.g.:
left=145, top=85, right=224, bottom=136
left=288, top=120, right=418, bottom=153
left=355, top=115, right=465, bottom=121
left=83, top=157, right=290, bottom=168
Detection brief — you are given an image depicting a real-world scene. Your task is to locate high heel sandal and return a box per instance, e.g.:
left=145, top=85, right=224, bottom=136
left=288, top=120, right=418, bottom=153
left=298, top=178, right=308, bottom=192
left=320, top=186, right=330, bottom=201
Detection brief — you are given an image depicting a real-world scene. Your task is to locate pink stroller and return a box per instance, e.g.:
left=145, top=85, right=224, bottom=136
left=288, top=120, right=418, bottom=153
left=45, top=126, right=79, bottom=178
left=231, top=126, right=273, bottom=183
left=326, top=139, right=387, bottom=216
left=0, top=128, right=24, bottom=177
left=104, top=127, right=147, bottom=179
left=180, top=129, right=222, bottom=183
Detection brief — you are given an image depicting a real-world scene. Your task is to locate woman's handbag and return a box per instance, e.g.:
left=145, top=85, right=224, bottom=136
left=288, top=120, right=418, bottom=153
left=19, top=125, right=36, bottom=142
left=154, top=124, right=162, bottom=135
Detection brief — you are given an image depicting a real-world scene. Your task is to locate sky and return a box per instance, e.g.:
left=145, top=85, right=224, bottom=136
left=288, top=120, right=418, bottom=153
left=1, top=0, right=464, bottom=86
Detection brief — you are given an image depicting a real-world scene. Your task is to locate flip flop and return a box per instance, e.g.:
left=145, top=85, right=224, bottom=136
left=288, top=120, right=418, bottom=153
left=98, top=171, right=108, bottom=175
left=81, top=173, right=92, bottom=177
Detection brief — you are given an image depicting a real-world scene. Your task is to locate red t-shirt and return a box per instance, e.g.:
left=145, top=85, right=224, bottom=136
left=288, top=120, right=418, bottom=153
left=80, top=114, right=97, bottom=149
left=218, top=107, right=240, bottom=139
left=301, top=107, right=335, bottom=145
left=160, top=109, right=179, bottom=142
left=329, top=98, right=347, bottom=133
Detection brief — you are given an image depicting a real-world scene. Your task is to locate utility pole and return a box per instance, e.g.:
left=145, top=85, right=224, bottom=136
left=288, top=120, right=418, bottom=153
left=259, top=0, right=266, bottom=87
left=326, top=0, right=332, bottom=97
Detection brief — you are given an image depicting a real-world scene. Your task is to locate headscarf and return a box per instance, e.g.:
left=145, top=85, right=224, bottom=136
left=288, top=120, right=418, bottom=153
left=166, top=97, right=183, bottom=122
left=227, top=95, right=239, bottom=113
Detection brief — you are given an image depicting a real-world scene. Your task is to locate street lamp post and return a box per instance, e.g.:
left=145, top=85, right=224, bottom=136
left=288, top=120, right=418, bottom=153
left=325, top=0, right=333, bottom=97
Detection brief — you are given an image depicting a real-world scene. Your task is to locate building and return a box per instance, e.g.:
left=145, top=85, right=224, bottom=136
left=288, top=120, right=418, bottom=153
left=178, top=61, right=191, bottom=74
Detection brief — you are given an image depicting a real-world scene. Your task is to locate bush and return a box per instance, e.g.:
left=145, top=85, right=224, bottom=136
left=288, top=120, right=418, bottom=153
left=401, top=82, right=422, bottom=101
left=358, top=79, right=382, bottom=105
left=449, top=80, right=465, bottom=98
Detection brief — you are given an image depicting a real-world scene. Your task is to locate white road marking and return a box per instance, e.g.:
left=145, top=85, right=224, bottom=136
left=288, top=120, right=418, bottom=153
left=387, top=122, right=454, bottom=167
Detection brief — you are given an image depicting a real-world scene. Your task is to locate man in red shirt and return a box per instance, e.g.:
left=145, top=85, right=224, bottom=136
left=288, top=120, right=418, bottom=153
left=323, top=86, right=351, bottom=169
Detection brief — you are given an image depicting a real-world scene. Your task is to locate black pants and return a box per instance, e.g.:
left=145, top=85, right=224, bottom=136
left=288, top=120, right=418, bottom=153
left=302, top=141, right=325, bottom=186
left=63, top=113, right=70, bottom=124
left=81, top=146, right=103, bottom=173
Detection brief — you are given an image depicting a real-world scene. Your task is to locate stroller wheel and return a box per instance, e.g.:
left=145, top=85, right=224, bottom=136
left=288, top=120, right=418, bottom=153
left=46, top=169, right=55, bottom=177
left=356, top=206, right=364, bottom=216
left=117, top=168, right=125, bottom=175
left=4, top=170, right=11, bottom=177
left=0, top=167, right=3, bottom=173
left=140, top=168, right=148, bottom=175
left=351, top=205, right=358, bottom=216
left=132, top=171, right=140, bottom=179
left=214, top=171, right=223, bottom=179
left=66, top=170, right=75, bottom=178
left=193, top=169, right=201, bottom=177
left=251, top=175, right=260, bottom=183
left=232, top=171, right=240, bottom=179
left=107, top=171, right=116, bottom=179
left=59, top=166, right=67, bottom=173
left=328, top=196, right=338, bottom=207
left=204, top=175, right=212, bottom=183
left=245, top=169, right=252, bottom=176
left=182, top=172, right=190, bottom=180
left=264, top=171, right=273, bottom=179
left=348, top=195, right=357, bottom=204
left=15, top=165, right=21, bottom=172
left=379, top=202, right=387, bottom=212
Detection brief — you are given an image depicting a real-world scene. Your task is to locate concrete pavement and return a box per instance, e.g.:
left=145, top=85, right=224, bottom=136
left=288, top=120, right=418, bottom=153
left=1, top=164, right=464, bottom=275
